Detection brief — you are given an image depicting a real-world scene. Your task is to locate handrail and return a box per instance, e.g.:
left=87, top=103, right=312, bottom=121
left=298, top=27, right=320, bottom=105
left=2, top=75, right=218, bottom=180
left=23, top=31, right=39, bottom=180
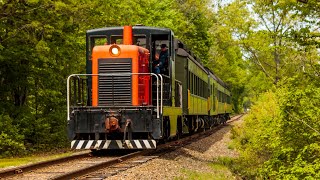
left=175, top=79, right=182, bottom=84
left=157, top=74, right=163, bottom=114
left=161, top=74, right=170, bottom=79
left=67, top=73, right=161, bottom=122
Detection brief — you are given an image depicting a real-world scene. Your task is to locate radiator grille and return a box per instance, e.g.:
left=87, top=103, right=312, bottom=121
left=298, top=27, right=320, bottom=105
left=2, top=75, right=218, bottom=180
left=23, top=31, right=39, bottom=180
left=98, top=58, right=132, bottom=106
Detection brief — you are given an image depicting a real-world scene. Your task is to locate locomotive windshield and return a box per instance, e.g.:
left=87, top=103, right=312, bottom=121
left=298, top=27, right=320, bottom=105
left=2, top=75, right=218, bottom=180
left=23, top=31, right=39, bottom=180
left=110, top=35, right=147, bottom=48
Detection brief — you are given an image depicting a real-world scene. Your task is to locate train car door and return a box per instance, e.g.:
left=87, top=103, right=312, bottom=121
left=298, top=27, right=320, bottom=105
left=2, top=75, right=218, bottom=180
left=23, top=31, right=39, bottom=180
left=150, top=33, right=172, bottom=106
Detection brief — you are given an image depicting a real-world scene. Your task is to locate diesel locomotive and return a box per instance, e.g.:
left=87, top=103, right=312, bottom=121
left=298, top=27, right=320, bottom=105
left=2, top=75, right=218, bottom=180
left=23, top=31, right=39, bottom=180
left=67, top=26, right=232, bottom=150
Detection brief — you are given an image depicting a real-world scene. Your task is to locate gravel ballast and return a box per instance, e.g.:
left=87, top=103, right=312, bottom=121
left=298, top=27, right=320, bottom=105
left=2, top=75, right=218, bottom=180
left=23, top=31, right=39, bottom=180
left=107, top=119, right=242, bottom=180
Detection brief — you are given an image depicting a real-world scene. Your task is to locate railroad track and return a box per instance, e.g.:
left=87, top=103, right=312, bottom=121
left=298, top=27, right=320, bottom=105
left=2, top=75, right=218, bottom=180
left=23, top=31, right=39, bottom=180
left=0, top=151, right=92, bottom=179
left=0, top=114, right=244, bottom=180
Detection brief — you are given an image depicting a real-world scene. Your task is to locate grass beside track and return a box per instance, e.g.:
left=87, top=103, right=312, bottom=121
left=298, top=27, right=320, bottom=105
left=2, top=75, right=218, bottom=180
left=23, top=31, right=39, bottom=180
left=175, top=163, right=234, bottom=180
left=0, top=152, right=73, bottom=168
left=177, top=162, right=235, bottom=180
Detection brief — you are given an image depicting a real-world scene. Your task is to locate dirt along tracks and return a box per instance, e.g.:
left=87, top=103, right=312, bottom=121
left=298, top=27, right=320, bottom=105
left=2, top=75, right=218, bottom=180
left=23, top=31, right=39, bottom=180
left=107, top=115, right=243, bottom=180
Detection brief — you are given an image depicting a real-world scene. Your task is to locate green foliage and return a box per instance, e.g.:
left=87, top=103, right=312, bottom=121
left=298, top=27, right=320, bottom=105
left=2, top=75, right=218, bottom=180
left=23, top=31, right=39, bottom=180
left=205, top=0, right=251, bottom=113
left=0, top=0, right=84, bottom=156
left=210, top=0, right=320, bottom=178
left=230, top=91, right=282, bottom=178
left=239, top=0, right=320, bottom=86
left=263, top=75, right=320, bottom=179
left=177, top=163, right=235, bottom=180
left=0, top=133, right=26, bottom=157
left=224, top=0, right=320, bottom=178
left=0, top=152, right=72, bottom=168
left=0, top=115, right=26, bottom=157
left=175, top=0, right=214, bottom=62
left=231, top=74, right=320, bottom=179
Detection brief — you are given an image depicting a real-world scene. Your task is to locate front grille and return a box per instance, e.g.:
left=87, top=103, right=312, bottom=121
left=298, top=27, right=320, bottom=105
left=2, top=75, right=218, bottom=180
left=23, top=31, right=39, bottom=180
left=98, top=58, right=132, bottom=106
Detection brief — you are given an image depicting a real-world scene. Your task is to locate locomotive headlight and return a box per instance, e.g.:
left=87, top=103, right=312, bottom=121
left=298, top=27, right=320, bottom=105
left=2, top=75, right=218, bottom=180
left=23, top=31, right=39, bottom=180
left=111, top=47, right=119, bottom=55
left=109, top=45, right=121, bottom=56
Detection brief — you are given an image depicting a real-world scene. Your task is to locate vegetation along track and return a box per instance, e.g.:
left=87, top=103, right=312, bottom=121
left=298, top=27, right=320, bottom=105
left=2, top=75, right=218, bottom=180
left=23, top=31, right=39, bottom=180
left=0, top=115, right=243, bottom=180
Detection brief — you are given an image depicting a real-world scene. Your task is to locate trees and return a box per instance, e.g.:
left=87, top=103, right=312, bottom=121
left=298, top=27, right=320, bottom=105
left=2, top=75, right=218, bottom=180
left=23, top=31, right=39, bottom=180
left=206, top=0, right=252, bottom=113
left=229, top=0, right=320, bottom=178
left=1, top=1, right=316, bottom=167
left=232, top=74, right=320, bottom=179
left=238, top=0, right=319, bottom=85
left=174, top=0, right=214, bottom=62
left=0, top=0, right=85, bottom=154
left=241, top=0, right=301, bottom=85
left=0, top=0, right=217, bottom=156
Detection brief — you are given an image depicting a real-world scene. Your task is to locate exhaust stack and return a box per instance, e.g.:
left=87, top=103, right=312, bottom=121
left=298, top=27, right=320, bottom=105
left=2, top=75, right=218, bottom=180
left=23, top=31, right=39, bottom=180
left=123, top=26, right=133, bottom=45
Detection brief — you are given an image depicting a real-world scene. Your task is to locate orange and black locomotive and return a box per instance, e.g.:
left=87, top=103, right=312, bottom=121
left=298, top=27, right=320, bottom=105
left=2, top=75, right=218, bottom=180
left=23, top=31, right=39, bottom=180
left=67, top=26, right=232, bottom=150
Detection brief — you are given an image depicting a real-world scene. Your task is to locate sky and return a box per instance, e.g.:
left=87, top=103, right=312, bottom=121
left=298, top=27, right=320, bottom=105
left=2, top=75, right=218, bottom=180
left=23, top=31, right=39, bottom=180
left=212, top=0, right=234, bottom=12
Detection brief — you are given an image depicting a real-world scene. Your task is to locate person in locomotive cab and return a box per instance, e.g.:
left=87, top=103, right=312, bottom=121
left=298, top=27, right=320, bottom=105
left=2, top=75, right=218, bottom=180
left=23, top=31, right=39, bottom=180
left=159, top=44, right=169, bottom=74
left=153, top=53, right=161, bottom=74
left=153, top=44, right=169, bottom=74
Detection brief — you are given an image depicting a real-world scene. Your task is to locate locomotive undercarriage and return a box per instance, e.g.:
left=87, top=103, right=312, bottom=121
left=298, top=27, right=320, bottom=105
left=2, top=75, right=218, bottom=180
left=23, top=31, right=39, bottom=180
left=68, top=106, right=161, bottom=150
left=181, top=114, right=230, bottom=135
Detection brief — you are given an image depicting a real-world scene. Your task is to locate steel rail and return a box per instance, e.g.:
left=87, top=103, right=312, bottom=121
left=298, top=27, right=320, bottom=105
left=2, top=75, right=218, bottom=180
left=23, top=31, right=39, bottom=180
left=0, top=152, right=90, bottom=179
left=52, top=114, right=244, bottom=180
left=51, top=150, right=151, bottom=180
